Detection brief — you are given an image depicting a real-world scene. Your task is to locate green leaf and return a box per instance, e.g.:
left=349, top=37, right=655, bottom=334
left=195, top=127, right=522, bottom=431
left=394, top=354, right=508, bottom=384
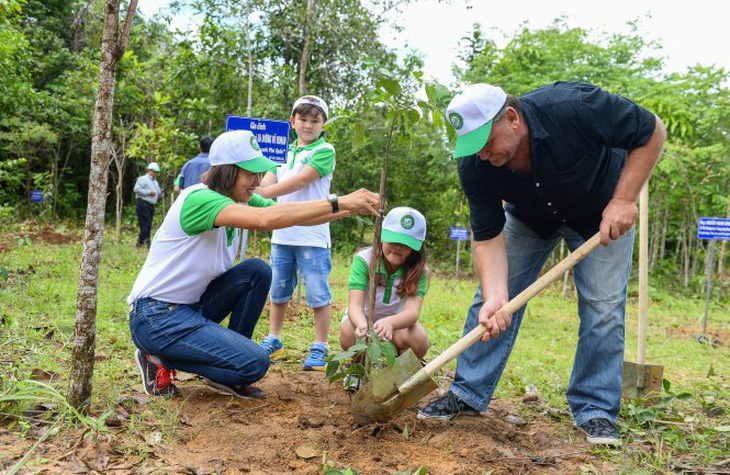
left=325, top=360, right=339, bottom=378
left=331, top=349, right=355, bottom=362
left=379, top=77, right=402, bottom=97
left=662, top=378, right=671, bottom=392
left=368, top=341, right=381, bottom=363
left=382, top=341, right=397, bottom=367
left=349, top=342, right=368, bottom=353
left=425, top=83, right=437, bottom=103
left=715, top=426, right=730, bottom=432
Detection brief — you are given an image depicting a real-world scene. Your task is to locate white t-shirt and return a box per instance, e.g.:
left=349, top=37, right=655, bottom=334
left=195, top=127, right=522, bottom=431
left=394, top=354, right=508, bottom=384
left=127, top=184, right=274, bottom=305
left=271, top=137, right=335, bottom=248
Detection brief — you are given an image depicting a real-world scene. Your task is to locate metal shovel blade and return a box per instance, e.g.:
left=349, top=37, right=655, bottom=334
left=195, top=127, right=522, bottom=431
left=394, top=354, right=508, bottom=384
left=351, top=349, right=438, bottom=425
left=622, top=361, right=664, bottom=400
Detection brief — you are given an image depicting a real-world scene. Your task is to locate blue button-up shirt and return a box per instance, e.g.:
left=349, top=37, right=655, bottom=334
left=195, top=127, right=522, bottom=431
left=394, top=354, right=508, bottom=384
left=180, top=153, right=210, bottom=189
left=459, top=82, right=657, bottom=241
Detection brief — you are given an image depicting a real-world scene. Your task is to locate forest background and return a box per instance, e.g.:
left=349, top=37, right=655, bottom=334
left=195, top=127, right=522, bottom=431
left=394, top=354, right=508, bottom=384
left=0, top=0, right=728, bottom=292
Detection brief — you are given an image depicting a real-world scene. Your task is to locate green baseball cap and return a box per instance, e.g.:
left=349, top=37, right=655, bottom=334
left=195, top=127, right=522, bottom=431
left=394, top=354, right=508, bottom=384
left=447, top=84, right=507, bottom=158
left=381, top=207, right=427, bottom=251
left=208, top=130, right=278, bottom=173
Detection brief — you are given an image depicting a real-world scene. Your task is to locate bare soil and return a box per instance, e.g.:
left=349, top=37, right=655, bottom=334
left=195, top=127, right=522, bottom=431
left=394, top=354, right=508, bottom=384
left=1, top=368, right=615, bottom=475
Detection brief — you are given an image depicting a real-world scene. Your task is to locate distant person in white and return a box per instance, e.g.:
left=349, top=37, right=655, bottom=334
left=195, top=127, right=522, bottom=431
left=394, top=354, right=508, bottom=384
left=133, top=162, right=162, bottom=247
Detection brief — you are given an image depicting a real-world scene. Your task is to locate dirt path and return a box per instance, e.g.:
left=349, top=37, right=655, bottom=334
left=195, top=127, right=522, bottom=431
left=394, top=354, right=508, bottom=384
left=1, top=368, right=615, bottom=475
left=154, top=370, right=608, bottom=474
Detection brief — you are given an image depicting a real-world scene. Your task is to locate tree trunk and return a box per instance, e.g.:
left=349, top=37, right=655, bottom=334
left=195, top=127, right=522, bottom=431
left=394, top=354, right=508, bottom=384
left=68, top=0, right=138, bottom=412
left=298, top=0, right=316, bottom=94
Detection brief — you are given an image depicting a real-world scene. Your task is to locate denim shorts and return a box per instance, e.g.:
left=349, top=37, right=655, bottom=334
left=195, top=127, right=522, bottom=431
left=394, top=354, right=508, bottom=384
left=270, top=244, right=332, bottom=308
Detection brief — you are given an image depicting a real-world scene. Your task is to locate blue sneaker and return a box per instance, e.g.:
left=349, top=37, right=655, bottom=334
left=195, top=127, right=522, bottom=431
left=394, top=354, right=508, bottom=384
left=303, top=342, right=327, bottom=371
left=260, top=335, right=284, bottom=358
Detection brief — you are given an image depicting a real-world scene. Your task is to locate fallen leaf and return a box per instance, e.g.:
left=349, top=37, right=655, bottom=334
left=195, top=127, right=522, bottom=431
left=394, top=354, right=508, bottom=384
left=31, top=368, right=58, bottom=381
left=295, top=444, right=319, bottom=459
left=506, top=414, right=527, bottom=427
left=145, top=431, right=162, bottom=447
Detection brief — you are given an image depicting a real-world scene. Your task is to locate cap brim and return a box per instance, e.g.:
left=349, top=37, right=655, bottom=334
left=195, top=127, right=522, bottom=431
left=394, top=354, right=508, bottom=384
left=235, top=155, right=279, bottom=173
left=453, top=120, right=493, bottom=158
left=381, top=228, right=423, bottom=251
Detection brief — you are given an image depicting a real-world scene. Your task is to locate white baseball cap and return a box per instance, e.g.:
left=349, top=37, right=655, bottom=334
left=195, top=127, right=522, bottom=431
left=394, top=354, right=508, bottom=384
left=446, top=83, right=507, bottom=158
left=292, top=95, right=329, bottom=120
left=381, top=207, right=427, bottom=251
left=208, top=130, right=278, bottom=173
left=147, top=162, right=160, bottom=172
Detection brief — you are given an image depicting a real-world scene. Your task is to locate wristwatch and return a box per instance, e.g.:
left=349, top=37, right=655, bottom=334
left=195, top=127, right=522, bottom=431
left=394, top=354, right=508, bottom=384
left=327, top=193, right=339, bottom=213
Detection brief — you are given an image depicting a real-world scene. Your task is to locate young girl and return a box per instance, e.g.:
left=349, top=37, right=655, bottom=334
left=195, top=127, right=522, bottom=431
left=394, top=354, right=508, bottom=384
left=339, top=207, right=430, bottom=360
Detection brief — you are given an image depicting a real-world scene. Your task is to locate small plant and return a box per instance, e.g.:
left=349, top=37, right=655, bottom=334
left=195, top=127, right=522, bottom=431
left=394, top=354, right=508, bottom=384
left=325, top=332, right=398, bottom=385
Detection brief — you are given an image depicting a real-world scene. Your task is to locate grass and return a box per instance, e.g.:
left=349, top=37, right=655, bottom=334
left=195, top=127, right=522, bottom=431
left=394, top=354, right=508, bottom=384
left=0, top=222, right=728, bottom=474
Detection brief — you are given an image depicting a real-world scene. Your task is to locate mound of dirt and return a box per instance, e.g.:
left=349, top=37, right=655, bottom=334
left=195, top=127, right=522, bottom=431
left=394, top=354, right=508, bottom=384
left=0, top=370, right=613, bottom=475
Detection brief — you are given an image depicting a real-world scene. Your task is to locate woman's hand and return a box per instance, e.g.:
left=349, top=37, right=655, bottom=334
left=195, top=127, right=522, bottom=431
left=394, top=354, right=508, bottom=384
left=478, top=297, right=510, bottom=342
left=339, top=189, right=381, bottom=217
left=373, top=318, right=394, bottom=341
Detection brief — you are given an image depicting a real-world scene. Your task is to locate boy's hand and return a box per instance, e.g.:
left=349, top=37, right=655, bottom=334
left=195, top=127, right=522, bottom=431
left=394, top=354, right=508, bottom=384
left=339, top=189, right=380, bottom=217
left=373, top=319, right=393, bottom=341
left=355, top=322, right=368, bottom=338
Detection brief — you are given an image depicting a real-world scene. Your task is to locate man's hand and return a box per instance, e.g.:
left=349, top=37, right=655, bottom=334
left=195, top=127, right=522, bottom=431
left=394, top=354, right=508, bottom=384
left=478, top=297, right=510, bottom=342
left=148, top=190, right=157, bottom=197
left=339, top=189, right=381, bottom=217
left=600, top=197, right=637, bottom=246
left=373, top=318, right=393, bottom=341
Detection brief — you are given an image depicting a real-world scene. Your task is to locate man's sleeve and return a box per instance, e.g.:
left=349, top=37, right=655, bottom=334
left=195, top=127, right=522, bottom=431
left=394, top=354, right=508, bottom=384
left=248, top=193, right=276, bottom=208
left=133, top=176, right=146, bottom=195
left=458, top=157, right=505, bottom=241
left=180, top=189, right=235, bottom=236
left=348, top=255, right=369, bottom=291
left=577, top=84, right=657, bottom=150
left=306, top=145, right=335, bottom=178
left=179, top=162, right=189, bottom=189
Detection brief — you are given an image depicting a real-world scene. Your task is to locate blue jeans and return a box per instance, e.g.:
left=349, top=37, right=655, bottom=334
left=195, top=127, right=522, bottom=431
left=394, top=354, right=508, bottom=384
left=129, top=259, right=272, bottom=386
left=450, top=213, right=634, bottom=425
left=270, top=244, right=332, bottom=308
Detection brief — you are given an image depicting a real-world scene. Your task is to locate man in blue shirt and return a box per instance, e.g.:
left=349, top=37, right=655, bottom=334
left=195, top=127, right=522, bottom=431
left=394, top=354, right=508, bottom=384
left=417, top=82, right=666, bottom=445
left=180, top=136, right=213, bottom=190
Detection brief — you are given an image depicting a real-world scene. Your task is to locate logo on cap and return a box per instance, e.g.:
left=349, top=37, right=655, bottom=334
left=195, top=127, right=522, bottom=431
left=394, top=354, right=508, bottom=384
left=250, top=135, right=260, bottom=151
left=400, top=215, right=415, bottom=230
left=448, top=112, right=464, bottom=130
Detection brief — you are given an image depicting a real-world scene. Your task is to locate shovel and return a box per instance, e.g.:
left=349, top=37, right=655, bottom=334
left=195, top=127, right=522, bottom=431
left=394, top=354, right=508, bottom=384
left=351, top=232, right=603, bottom=424
left=622, top=183, right=664, bottom=399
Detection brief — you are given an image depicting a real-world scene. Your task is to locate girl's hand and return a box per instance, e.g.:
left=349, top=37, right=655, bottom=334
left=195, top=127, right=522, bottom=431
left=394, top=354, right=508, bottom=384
left=355, top=322, right=368, bottom=338
left=373, top=319, right=394, bottom=340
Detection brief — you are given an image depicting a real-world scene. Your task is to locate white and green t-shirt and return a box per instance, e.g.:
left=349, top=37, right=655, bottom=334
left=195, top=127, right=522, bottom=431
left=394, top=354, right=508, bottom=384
left=345, top=247, right=429, bottom=323
left=127, top=183, right=274, bottom=305
left=271, top=137, right=335, bottom=248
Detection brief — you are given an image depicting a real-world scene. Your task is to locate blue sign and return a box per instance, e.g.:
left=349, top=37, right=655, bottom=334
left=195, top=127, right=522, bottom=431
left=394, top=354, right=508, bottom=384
left=226, top=115, right=290, bottom=164
left=30, top=190, right=44, bottom=203
left=450, top=227, right=469, bottom=240
left=698, top=217, right=730, bottom=241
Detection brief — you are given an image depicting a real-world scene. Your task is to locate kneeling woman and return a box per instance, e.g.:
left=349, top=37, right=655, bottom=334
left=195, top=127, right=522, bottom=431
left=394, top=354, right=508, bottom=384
left=128, top=130, right=379, bottom=399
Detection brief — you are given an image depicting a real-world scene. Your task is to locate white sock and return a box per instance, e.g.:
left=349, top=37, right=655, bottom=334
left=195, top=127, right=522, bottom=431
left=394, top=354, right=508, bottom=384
left=267, top=333, right=280, bottom=340
left=315, top=340, right=329, bottom=348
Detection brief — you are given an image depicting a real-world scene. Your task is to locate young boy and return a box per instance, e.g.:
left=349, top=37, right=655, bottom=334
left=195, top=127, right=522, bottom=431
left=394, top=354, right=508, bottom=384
left=257, top=95, right=336, bottom=371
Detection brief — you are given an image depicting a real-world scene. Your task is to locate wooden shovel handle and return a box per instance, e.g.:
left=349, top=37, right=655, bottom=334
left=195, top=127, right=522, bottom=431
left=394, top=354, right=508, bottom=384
left=399, top=232, right=602, bottom=394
